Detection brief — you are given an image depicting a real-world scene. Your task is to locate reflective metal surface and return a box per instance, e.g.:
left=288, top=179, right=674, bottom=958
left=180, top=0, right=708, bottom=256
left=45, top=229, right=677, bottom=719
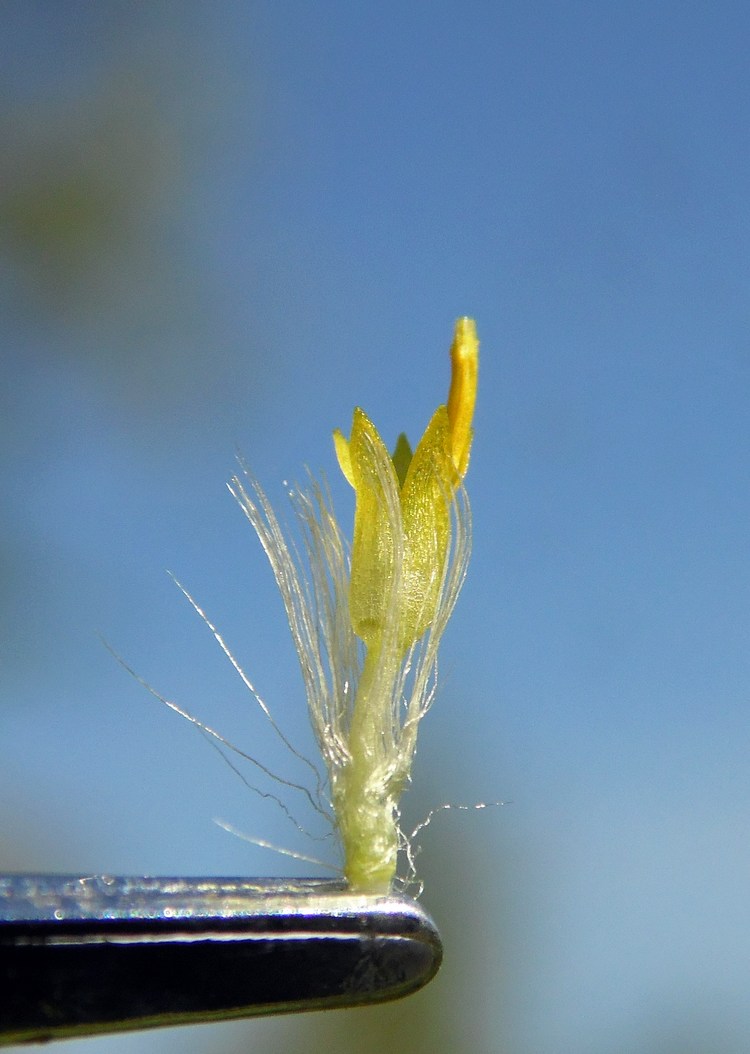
left=0, top=874, right=442, bottom=1044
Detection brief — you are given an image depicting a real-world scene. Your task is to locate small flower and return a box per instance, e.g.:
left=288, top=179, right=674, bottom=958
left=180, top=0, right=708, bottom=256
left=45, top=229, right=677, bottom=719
left=229, top=318, right=478, bottom=893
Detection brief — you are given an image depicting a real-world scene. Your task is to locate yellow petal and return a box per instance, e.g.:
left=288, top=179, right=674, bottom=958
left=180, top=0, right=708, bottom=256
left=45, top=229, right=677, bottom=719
left=446, top=316, right=479, bottom=477
left=399, top=406, right=452, bottom=648
left=346, top=408, right=401, bottom=649
left=333, top=427, right=355, bottom=487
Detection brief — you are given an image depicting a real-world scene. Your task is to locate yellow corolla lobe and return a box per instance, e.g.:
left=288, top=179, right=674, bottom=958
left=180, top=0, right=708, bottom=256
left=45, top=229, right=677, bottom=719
left=332, top=427, right=354, bottom=487
left=446, top=316, right=479, bottom=477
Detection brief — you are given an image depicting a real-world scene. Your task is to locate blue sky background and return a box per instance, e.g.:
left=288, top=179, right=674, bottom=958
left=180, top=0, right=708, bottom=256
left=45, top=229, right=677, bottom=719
left=2, top=3, right=750, bottom=1052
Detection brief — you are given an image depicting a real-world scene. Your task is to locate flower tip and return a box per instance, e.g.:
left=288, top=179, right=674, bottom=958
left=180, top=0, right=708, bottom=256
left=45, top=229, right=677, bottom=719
left=453, top=315, right=478, bottom=350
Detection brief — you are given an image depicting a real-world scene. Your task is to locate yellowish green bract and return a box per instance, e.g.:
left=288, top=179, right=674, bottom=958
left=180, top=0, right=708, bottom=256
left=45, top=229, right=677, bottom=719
left=230, top=319, right=479, bottom=893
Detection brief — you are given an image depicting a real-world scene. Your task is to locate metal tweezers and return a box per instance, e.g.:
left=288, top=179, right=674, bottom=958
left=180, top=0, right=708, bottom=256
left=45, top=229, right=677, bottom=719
left=0, top=874, right=442, bottom=1045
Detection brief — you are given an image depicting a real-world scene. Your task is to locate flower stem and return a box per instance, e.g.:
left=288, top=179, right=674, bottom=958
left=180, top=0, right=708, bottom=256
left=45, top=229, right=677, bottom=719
left=337, top=643, right=399, bottom=893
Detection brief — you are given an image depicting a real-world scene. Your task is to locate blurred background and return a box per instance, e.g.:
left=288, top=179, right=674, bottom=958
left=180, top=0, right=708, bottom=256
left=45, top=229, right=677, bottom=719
left=2, top=2, right=750, bottom=1051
